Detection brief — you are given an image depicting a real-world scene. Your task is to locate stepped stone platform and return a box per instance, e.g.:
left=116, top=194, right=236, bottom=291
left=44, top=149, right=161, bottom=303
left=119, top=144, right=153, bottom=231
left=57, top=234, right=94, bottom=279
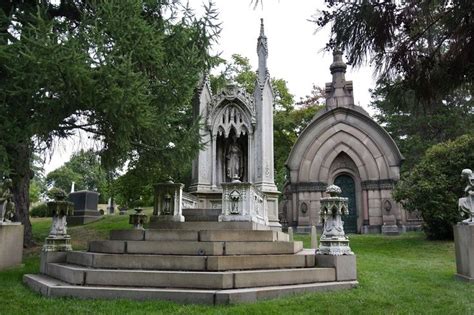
left=24, top=222, right=357, bottom=304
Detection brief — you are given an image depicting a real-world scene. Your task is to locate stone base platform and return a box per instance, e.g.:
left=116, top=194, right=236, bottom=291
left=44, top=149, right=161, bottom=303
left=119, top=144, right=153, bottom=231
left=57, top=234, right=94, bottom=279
left=0, top=224, right=23, bottom=270
left=24, top=274, right=357, bottom=305
left=454, top=223, right=474, bottom=282
left=24, top=223, right=358, bottom=304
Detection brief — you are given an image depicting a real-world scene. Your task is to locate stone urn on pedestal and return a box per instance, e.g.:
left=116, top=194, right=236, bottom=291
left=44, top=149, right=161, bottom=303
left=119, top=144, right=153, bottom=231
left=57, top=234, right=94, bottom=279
left=43, top=188, right=74, bottom=252
left=316, top=184, right=357, bottom=281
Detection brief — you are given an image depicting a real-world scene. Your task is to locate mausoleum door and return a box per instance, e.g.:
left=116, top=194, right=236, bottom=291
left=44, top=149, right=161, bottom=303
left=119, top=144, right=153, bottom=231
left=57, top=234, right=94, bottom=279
left=334, top=174, right=357, bottom=233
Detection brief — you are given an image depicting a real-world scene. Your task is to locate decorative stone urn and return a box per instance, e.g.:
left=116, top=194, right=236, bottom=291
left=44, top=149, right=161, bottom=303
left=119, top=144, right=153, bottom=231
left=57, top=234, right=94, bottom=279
left=129, top=208, right=148, bottom=230
left=43, top=188, right=74, bottom=252
left=317, top=185, right=353, bottom=256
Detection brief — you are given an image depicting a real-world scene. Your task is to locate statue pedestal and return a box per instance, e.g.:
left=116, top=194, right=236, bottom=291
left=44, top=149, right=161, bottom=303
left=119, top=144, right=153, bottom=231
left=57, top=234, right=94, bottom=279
left=316, top=254, right=357, bottom=281
left=0, top=223, right=23, bottom=270
left=43, top=235, right=72, bottom=252
left=454, top=223, right=474, bottom=282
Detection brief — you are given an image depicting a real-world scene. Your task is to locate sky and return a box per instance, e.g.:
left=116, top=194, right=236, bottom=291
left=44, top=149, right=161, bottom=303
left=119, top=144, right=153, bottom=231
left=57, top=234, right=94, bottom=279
left=43, top=0, right=376, bottom=174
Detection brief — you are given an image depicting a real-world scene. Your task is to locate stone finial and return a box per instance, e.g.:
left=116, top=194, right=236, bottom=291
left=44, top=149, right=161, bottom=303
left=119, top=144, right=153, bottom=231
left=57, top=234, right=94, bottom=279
left=257, top=18, right=269, bottom=89
left=325, top=49, right=354, bottom=109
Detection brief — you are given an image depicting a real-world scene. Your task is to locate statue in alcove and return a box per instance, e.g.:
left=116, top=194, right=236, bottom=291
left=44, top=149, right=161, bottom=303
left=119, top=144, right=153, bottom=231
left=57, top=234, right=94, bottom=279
left=226, top=135, right=243, bottom=181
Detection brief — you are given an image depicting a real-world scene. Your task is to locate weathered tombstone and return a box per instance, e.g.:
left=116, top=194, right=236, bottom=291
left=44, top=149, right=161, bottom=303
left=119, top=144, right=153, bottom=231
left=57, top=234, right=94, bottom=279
left=316, top=185, right=357, bottom=281
left=68, top=190, right=101, bottom=225
left=0, top=179, right=23, bottom=270
left=129, top=208, right=148, bottom=230
left=454, top=168, right=474, bottom=282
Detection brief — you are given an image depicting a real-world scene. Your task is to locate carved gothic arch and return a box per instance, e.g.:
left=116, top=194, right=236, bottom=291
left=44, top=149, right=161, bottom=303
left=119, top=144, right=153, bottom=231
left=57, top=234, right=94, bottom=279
left=288, top=107, right=403, bottom=183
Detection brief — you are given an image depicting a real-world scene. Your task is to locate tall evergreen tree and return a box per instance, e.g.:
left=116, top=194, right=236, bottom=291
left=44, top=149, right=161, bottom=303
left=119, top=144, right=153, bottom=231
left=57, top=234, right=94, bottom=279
left=0, top=0, right=219, bottom=246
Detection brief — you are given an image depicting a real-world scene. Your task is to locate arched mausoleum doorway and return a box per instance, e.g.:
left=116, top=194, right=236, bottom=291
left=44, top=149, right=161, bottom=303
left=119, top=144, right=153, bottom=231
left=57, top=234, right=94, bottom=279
left=334, top=174, right=357, bottom=234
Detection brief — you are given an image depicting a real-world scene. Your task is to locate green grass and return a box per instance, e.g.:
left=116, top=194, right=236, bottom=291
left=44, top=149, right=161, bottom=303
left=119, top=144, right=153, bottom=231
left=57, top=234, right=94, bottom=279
left=1, top=214, right=473, bottom=314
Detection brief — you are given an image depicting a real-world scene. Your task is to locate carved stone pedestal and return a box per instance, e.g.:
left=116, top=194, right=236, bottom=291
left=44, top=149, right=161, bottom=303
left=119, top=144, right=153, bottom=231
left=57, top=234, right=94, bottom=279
left=454, top=223, right=474, bottom=282
left=43, top=236, right=72, bottom=252
left=219, top=182, right=268, bottom=226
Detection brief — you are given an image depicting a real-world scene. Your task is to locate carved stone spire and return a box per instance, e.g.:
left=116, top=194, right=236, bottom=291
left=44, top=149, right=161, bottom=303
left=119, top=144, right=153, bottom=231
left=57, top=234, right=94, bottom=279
left=325, top=50, right=354, bottom=109
left=257, top=18, right=269, bottom=89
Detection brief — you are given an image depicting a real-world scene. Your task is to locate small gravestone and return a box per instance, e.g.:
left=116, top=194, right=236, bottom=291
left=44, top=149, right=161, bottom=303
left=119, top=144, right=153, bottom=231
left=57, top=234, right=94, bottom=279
left=67, top=191, right=101, bottom=225
left=454, top=168, right=474, bottom=282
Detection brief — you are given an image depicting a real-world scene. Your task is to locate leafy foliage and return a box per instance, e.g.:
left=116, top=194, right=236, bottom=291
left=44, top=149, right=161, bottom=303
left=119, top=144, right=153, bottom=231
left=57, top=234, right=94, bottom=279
left=46, top=150, right=108, bottom=202
left=371, top=80, right=474, bottom=170
left=29, top=203, right=48, bottom=218
left=393, top=134, right=474, bottom=240
left=0, top=0, right=219, bottom=246
left=316, top=1, right=474, bottom=104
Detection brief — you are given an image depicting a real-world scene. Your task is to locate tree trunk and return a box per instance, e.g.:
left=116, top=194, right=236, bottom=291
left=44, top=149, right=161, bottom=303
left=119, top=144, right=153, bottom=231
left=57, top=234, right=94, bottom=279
left=9, top=143, right=34, bottom=247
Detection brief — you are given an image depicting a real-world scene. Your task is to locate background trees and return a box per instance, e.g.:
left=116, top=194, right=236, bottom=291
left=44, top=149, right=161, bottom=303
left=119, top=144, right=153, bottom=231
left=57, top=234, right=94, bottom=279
left=394, top=134, right=474, bottom=240
left=315, top=1, right=474, bottom=239
left=46, top=150, right=108, bottom=202
left=0, top=0, right=219, bottom=246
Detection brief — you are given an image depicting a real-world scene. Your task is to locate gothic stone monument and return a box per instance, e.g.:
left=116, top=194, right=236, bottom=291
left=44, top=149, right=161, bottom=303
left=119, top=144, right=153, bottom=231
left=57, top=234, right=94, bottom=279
left=281, top=51, right=421, bottom=234
left=188, top=19, right=279, bottom=229
left=454, top=168, right=474, bottom=282
left=24, top=20, right=358, bottom=304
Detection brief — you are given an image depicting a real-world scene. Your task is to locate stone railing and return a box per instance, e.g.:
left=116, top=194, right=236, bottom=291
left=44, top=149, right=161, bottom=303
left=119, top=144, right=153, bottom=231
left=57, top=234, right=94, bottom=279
left=182, top=191, right=198, bottom=209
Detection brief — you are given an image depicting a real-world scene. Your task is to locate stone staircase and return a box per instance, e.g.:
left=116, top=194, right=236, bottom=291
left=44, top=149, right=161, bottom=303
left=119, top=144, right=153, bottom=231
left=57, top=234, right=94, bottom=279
left=24, top=224, right=357, bottom=304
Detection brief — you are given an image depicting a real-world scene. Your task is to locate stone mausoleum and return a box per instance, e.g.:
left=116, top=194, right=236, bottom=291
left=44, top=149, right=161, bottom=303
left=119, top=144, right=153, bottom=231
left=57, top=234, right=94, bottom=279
left=281, top=51, right=422, bottom=234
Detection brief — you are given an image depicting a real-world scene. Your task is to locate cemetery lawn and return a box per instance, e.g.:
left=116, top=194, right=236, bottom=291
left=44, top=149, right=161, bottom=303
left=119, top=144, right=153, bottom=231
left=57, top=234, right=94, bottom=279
left=1, top=213, right=473, bottom=314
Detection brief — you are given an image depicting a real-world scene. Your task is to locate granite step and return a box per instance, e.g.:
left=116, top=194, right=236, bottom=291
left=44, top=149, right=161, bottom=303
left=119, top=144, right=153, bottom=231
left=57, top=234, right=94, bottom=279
left=88, top=240, right=303, bottom=256
left=183, top=208, right=222, bottom=222
left=65, top=250, right=315, bottom=271
left=24, top=273, right=357, bottom=305
left=147, top=221, right=270, bottom=231
left=44, top=263, right=335, bottom=289
left=109, top=229, right=288, bottom=242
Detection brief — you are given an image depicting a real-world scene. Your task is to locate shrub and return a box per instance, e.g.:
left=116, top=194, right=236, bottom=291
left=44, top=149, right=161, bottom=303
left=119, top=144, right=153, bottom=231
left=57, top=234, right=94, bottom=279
left=394, top=134, right=474, bottom=240
left=30, top=203, right=49, bottom=217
